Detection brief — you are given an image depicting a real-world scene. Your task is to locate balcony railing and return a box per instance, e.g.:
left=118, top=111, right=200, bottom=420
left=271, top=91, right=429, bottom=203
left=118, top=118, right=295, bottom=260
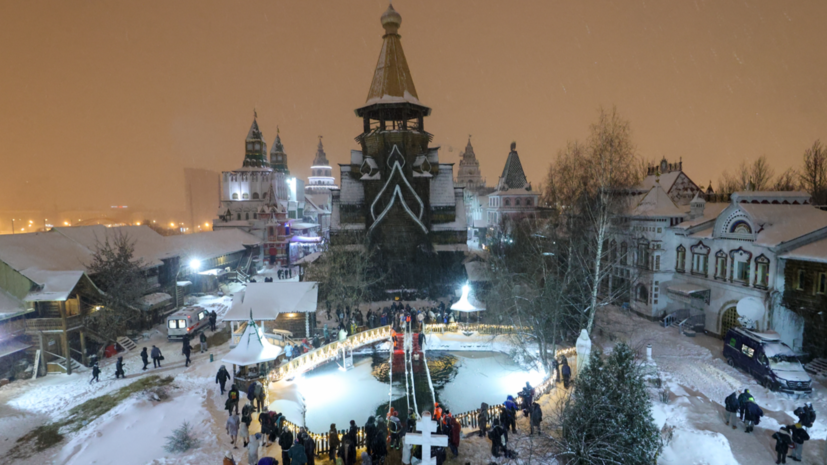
left=25, top=315, right=84, bottom=332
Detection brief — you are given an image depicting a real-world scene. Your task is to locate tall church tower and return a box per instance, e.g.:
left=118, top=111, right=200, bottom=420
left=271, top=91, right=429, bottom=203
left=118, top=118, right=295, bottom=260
left=243, top=115, right=269, bottom=168
left=455, top=137, right=485, bottom=190
left=269, top=128, right=289, bottom=174
left=307, top=136, right=337, bottom=191
left=331, top=4, right=466, bottom=288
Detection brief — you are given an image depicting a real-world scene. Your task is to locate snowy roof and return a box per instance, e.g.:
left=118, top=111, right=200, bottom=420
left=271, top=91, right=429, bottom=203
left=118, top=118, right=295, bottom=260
left=54, top=225, right=175, bottom=268
left=763, top=342, right=797, bottom=358
left=429, top=165, right=457, bottom=207
left=0, top=231, right=91, bottom=277
left=0, top=339, right=32, bottom=360
left=672, top=203, right=728, bottom=231
left=780, top=236, right=827, bottom=264
left=305, top=192, right=331, bottom=211
left=498, top=143, right=528, bottom=190
left=166, top=229, right=261, bottom=261
left=138, top=292, right=173, bottom=310
left=293, top=252, right=322, bottom=265
left=222, top=320, right=283, bottom=366
left=23, top=270, right=86, bottom=302
left=339, top=172, right=366, bottom=204
left=431, top=190, right=467, bottom=233
left=224, top=281, right=319, bottom=321
left=637, top=171, right=683, bottom=193
left=738, top=204, right=827, bottom=247
left=246, top=118, right=264, bottom=141
left=433, top=243, right=468, bottom=252
left=631, top=185, right=685, bottom=218
left=731, top=191, right=811, bottom=204
left=0, top=289, right=28, bottom=319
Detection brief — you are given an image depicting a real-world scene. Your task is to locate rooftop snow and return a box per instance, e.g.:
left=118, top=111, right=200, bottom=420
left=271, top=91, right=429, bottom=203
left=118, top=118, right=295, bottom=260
left=738, top=203, right=827, bottom=246
left=631, top=185, right=685, bottom=218
left=23, top=270, right=86, bottom=302
left=781, top=236, right=827, bottom=263
left=166, top=229, right=261, bottom=261
left=429, top=165, right=457, bottom=207
left=224, top=281, right=319, bottom=321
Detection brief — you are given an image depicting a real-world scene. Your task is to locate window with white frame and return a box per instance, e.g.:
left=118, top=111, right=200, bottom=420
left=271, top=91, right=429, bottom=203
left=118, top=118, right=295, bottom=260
left=754, top=255, right=770, bottom=288
left=715, top=250, right=727, bottom=279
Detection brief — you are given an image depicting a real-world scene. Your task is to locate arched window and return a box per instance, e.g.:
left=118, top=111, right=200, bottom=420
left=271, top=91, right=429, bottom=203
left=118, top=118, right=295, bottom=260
left=730, top=248, right=753, bottom=283
left=515, top=199, right=521, bottom=206
left=526, top=198, right=532, bottom=206
left=730, top=220, right=752, bottom=234
left=637, top=240, right=650, bottom=270
left=755, top=255, right=770, bottom=288
left=504, top=199, right=511, bottom=206
left=676, top=245, right=686, bottom=272
left=690, top=241, right=710, bottom=276
left=252, top=192, right=260, bottom=200
left=636, top=284, right=649, bottom=303
left=245, top=212, right=249, bottom=220
left=242, top=193, right=249, bottom=200
left=232, top=193, right=239, bottom=200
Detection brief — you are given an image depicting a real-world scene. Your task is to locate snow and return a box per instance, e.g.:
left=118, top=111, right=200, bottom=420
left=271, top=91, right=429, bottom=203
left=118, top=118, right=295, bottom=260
left=428, top=165, right=457, bottom=207
left=781, top=235, right=827, bottom=264
left=23, top=270, right=86, bottom=301
left=166, top=229, right=261, bottom=259
left=223, top=281, right=318, bottom=321
left=659, top=427, right=740, bottom=465
left=222, top=321, right=283, bottom=366
left=632, top=185, right=685, bottom=218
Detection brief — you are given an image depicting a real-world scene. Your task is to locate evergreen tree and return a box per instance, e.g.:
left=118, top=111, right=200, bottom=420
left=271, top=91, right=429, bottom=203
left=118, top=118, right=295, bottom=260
left=557, top=343, right=660, bottom=464
left=164, top=421, right=200, bottom=453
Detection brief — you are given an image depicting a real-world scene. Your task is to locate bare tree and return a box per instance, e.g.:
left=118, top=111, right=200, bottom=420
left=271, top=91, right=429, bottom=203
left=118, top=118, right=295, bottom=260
left=85, top=231, right=149, bottom=339
left=304, top=241, right=386, bottom=308
left=799, top=140, right=827, bottom=205
left=773, top=167, right=799, bottom=191
left=546, top=107, right=641, bottom=334
left=718, top=156, right=776, bottom=193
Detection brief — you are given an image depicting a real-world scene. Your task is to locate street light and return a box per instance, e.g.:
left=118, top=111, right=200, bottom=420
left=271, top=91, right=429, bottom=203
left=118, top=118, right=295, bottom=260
left=174, top=258, right=201, bottom=309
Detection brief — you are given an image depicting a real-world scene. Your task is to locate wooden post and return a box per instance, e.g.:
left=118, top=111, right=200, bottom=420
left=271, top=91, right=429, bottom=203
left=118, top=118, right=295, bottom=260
left=79, top=330, right=88, bottom=366
left=38, top=331, right=45, bottom=377
left=60, top=301, right=71, bottom=375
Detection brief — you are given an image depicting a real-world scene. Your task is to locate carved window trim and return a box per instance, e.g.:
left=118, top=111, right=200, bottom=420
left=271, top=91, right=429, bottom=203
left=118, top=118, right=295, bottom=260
left=754, top=254, right=770, bottom=289
left=676, top=245, right=686, bottom=273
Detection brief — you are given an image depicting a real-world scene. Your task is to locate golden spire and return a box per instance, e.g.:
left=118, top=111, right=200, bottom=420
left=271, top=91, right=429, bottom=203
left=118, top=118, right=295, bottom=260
left=364, top=4, right=420, bottom=106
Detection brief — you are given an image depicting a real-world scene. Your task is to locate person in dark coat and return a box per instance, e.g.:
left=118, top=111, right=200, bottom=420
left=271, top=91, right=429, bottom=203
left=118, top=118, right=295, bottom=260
left=302, top=431, right=316, bottom=465
left=257, top=457, right=278, bottom=465
left=216, top=365, right=231, bottom=395
left=278, top=426, right=294, bottom=465
left=347, top=420, right=358, bottom=446
left=371, top=429, right=387, bottom=465
left=259, top=408, right=272, bottom=445
left=744, top=400, right=763, bottom=433
left=339, top=436, right=357, bottom=465
left=447, top=414, right=460, bottom=457
left=488, top=418, right=505, bottom=458
left=247, top=382, right=259, bottom=412
left=182, top=337, right=192, bottom=367
left=89, top=363, right=101, bottom=383
left=364, top=416, right=377, bottom=455
left=226, top=384, right=240, bottom=415
left=772, top=427, right=793, bottom=464
left=417, top=331, right=425, bottom=349
left=530, top=403, right=543, bottom=435
left=209, top=311, right=217, bottom=331
left=151, top=345, right=162, bottom=368
left=288, top=439, right=307, bottom=465
left=738, top=389, right=753, bottom=421
left=787, top=422, right=809, bottom=462
left=140, top=347, right=149, bottom=370
left=478, top=402, right=489, bottom=438
left=328, top=424, right=340, bottom=463
left=724, top=391, right=740, bottom=429
left=115, top=356, right=126, bottom=379
left=551, top=357, right=560, bottom=382
left=561, top=362, right=572, bottom=389
left=503, top=396, right=518, bottom=433
left=199, top=332, right=208, bottom=353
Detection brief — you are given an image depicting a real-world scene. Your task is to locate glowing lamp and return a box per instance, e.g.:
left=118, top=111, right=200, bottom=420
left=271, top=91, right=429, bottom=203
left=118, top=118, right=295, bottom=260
left=189, top=259, right=201, bottom=270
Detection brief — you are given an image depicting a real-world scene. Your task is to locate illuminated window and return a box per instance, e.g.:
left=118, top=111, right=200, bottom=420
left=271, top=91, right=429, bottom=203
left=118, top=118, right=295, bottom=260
left=734, top=260, right=749, bottom=282
left=232, top=193, right=239, bottom=200
left=243, top=193, right=249, bottom=200
left=741, top=344, right=754, bottom=358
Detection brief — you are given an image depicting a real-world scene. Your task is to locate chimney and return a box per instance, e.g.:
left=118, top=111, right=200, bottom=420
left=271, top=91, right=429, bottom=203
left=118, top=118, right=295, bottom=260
left=689, top=193, right=706, bottom=220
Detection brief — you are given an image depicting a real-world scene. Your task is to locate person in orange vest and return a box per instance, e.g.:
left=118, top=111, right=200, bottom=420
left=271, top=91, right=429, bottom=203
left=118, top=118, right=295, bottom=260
left=390, top=329, right=398, bottom=350
left=433, top=403, right=444, bottom=422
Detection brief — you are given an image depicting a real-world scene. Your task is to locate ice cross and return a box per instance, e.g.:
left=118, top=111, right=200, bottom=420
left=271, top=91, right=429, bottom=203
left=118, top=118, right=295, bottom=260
left=405, top=411, right=448, bottom=465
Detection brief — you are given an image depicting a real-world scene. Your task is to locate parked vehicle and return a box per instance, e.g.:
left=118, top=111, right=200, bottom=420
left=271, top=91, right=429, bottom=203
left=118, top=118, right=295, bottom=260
left=166, top=306, right=210, bottom=339
left=723, top=327, right=812, bottom=396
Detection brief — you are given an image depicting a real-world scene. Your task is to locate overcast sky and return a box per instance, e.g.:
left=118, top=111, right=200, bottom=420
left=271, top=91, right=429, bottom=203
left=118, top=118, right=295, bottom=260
left=1, top=0, right=825, bottom=211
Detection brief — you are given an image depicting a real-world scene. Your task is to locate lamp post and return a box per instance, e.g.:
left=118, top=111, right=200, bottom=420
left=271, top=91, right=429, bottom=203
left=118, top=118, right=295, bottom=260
left=174, top=258, right=201, bottom=309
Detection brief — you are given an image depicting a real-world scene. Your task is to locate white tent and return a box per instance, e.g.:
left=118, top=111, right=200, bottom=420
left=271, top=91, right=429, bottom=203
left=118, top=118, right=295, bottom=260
left=222, top=319, right=283, bottom=366
left=224, top=281, right=319, bottom=321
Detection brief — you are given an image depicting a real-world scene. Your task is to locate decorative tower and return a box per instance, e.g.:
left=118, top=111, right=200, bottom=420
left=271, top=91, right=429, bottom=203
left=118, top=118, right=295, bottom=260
left=330, top=4, right=467, bottom=288
left=270, top=128, right=289, bottom=174
left=455, top=136, right=485, bottom=190
left=307, top=136, right=337, bottom=191
left=243, top=114, right=269, bottom=168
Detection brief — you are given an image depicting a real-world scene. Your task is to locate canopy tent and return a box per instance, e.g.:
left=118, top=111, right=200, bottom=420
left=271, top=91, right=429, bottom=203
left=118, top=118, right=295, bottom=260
left=224, top=281, right=319, bottom=321
left=222, top=318, right=283, bottom=366
left=451, top=284, right=485, bottom=324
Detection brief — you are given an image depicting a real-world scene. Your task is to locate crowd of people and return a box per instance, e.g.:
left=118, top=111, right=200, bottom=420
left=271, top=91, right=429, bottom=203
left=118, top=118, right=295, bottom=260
left=724, top=389, right=816, bottom=464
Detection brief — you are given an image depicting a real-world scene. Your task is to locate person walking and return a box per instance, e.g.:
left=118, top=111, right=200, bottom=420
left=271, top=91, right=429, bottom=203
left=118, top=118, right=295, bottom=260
left=530, top=402, right=543, bottom=435
left=744, top=400, right=763, bottom=433
left=328, top=424, right=340, bottom=463
left=247, top=381, right=260, bottom=413
left=787, top=422, right=809, bottom=462
left=738, top=389, right=752, bottom=422
left=89, top=363, right=101, bottom=383
left=285, top=344, right=293, bottom=361
left=247, top=433, right=261, bottom=465
left=200, top=332, right=208, bottom=353
left=114, top=356, right=126, bottom=379
left=226, top=384, right=240, bottom=415
left=226, top=412, right=240, bottom=449
left=503, top=395, right=518, bottom=433
left=182, top=337, right=192, bottom=367
left=561, top=361, right=572, bottom=389
left=724, top=391, right=740, bottom=429
left=279, top=424, right=294, bottom=465
left=216, top=365, right=231, bottom=395
left=239, top=413, right=250, bottom=449
left=478, top=402, right=489, bottom=438
left=151, top=345, right=163, bottom=368
left=140, top=347, right=149, bottom=370
left=772, top=426, right=793, bottom=464
left=303, top=429, right=316, bottom=465
left=388, top=412, right=401, bottom=450
left=447, top=414, right=460, bottom=457
left=552, top=357, right=560, bottom=383
left=289, top=438, right=308, bottom=465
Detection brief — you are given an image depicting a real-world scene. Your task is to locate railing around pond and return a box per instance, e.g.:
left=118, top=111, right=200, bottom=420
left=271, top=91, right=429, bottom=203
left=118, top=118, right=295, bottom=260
left=423, top=323, right=529, bottom=335
left=269, top=325, right=392, bottom=382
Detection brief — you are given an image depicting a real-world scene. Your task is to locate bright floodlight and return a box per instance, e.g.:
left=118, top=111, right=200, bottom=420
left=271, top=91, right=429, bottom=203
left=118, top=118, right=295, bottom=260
left=189, top=259, right=201, bottom=270
left=451, top=282, right=485, bottom=312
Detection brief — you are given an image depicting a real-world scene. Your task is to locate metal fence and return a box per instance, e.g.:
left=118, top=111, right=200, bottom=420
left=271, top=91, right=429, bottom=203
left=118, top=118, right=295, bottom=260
left=423, top=323, right=529, bottom=335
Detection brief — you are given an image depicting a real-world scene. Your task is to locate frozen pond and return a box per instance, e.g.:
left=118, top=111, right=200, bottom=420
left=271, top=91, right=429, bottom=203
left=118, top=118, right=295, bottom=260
left=269, top=351, right=544, bottom=432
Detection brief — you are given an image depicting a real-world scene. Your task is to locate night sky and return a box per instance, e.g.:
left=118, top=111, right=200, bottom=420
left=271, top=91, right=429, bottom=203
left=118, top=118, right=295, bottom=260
left=2, top=0, right=825, bottom=211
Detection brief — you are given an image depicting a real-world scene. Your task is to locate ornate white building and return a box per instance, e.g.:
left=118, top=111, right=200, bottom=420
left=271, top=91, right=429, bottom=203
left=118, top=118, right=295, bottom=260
left=306, top=137, right=337, bottom=192
left=486, top=142, right=540, bottom=227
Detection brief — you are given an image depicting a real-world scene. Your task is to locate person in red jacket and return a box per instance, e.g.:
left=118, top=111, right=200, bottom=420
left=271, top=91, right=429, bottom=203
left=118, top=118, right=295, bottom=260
left=447, top=413, right=461, bottom=457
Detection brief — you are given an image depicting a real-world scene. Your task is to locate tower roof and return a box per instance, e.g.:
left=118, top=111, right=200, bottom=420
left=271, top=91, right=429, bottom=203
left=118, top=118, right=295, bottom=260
left=355, top=4, right=430, bottom=119
left=246, top=116, right=263, bottom=142
left=498, top=142, right=528, bottom=190
left=313, top=136, right=330, bottom=167
left=269, top=128, right=289, bottom=174
left=463, top=137, right=477, bottom=160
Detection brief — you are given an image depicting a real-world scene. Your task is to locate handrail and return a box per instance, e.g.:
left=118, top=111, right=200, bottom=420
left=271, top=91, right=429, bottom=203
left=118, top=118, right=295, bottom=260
left=423, top=323, right=529, bottom=335
left=269, top=325, right=392, bottom=382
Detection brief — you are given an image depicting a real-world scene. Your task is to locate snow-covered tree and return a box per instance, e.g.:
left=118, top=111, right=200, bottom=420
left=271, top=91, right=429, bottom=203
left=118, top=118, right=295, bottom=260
left=555, top=343, right=660, bottom=465
left=164, top=421, right=200, bottom=453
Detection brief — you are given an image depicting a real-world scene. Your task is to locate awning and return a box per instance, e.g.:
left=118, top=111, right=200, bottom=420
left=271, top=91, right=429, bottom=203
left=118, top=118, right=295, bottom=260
left=0, top=339, right=32, bottom=359
left=737, top=297, right=765, bottom=320
left=663, top=281, right=710, bottom=304
left=289, top=222, right=319, bottom=230
left=290, top=236, right=323, bottom=243
left=222, top=321, right=283, bottom=366
left=294, top=252, right=322, bottom=265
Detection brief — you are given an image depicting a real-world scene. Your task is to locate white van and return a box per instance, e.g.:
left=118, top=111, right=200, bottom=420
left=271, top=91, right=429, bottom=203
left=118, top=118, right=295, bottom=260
left=167, top=306, right=210, bottom=339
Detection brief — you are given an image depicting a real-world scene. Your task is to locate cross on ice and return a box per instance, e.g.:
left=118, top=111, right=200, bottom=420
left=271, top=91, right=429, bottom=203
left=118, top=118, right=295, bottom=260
left=405, top=411, right=448, bottom=465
